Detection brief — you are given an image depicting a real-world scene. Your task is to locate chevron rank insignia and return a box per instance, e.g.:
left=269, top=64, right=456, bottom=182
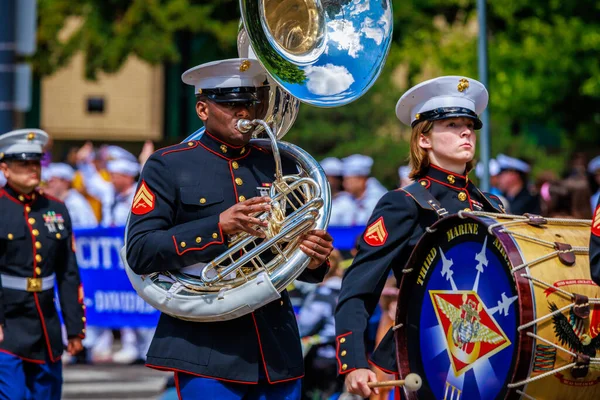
left=364, top=217, right=388, bottom=246
left=132, top=180, right=155, bottom=215
left=593, top=205, right=600, bottom=237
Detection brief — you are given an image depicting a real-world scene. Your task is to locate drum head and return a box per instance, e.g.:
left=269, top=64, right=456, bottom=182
left=396, top=214, right=521, bottom=399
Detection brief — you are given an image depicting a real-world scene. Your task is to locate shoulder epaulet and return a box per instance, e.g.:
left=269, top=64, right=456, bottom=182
left=400, top=181, right=449, bottom=218
left=479, top=190, right=505, bottom=213
left=160, top=140, right=199, bottom=156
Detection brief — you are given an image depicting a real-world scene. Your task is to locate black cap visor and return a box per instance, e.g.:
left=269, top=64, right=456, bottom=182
left=1, top=152, right=42, bottom=162
left=412, top=107, right=483, bottom=130
left=200, top=87, right=261, bottom=104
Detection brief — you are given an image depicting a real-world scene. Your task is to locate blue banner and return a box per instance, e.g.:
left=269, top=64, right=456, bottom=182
left=71, top=224, right=366, bottom=328
left=74, top=226, right=159, bottom=328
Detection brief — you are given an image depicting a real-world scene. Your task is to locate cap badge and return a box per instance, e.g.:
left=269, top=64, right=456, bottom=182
left=457, top=78, right=469, bottom=92
left=197, top=88, right=203, bottom=94
left=415, top=113, right=421, bottom=120
left=447, top=175, right=456, bottom=184
left=220, top=145, right=228, bottom=153
left=240, top=60, right=251, bottom=72
left=27, top=132, right=35, bottom=141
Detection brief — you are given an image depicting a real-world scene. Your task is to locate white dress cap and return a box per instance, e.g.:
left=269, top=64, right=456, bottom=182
left=0, top=129, right=49, bottom=160
left=182, top=58, right=268, bottom=94
left=475, top=158, right=500, bottom=179
left=106, top=159, right=140, bottom=177
left=497, top=154, right=530, bottom=174
left=342, top=154, right=373, bottom=177
left=396, top=76, right=488, bottom=127
left=320, top=157, right=343, bottom=176
left=45, top=163, right=76, bottom=182
left=102, top=145, right=137, bottom=162
left=588, top=156, right=600, bottom=174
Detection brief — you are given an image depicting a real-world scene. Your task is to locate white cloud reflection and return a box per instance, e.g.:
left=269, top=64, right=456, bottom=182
left=327, top=19, right=363, bottom=58
left=361, top=6, right=392, bottom=46
left=350, top=0, right=370, bottom=16
left=305, top=64, right=355, bottom=96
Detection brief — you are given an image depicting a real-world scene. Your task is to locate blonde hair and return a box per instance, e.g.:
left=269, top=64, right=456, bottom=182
left=408, top=120, right=475, bottom=180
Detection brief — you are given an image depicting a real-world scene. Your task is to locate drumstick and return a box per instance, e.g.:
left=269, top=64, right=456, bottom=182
left=367, top=373, right=422, bottom=391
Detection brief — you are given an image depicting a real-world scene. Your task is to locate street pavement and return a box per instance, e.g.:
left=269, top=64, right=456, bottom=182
left=62, top=363, right=172, bottom=400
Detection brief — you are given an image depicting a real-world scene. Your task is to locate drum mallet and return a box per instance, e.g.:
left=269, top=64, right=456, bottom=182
left=367, top=373, right=422, bottom=391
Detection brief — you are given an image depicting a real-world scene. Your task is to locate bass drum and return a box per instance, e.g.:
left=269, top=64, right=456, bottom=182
left=394, top=212, right=599, bottom=399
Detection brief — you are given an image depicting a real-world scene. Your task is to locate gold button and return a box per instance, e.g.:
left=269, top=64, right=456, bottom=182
left=342, top=364, right=348, bottom=371
left=82, top=317, right=86, bottom=322
left=82, top=328, right=86, bottom=333
left=240, top=147, right=246, bottom=154
left=35, top=241, right=42, bottom=249
left=220, top=145, right=228, bottom=153
left=447, top=175, right=456, bottom=184
left=35, top=254, right=42, bottom=262
left=341, top=350, right=347, bottom=356
left=187, top=141, right=194, bottom=147
left=199, top=198, right=207, bottom=204
left=340, top=337, right=346, bottom=344
left=25, top=206, right=31, bottom=212
left=232, top=161, right=239, bottom=169
left=18, top=195, right=24, bottom=201
left=28, top=217, right=36, bottom=224
left=463, top=208, right=472, bottom=212
left=235, top=178, right=243, bottom=186
left=55, top=233, right=61, bottom=239
left=180, top=242, right=186, bottom=248
left=32, top=229, right=40, bottom=236
left=196, top=237, right=202, bottom=244
left=280, top=300, right=284, bottom=306
left=7, top=233, right=13, bottom=240
left=212, top=233, right=218, bottom=239
left=420, top=180, right=427, bottom=186
left=32, top=193, right=36, bottom=199
left=458, top=192, right=467, bottom=202
left=35, top=267, right=41, bottom=274
left=238, top=195, right=246, bottom=202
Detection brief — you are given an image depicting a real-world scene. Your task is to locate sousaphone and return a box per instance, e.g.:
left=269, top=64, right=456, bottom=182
left=123, top=0, right=393, bottom=322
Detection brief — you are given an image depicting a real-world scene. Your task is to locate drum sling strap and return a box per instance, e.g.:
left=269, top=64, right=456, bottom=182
left=400, top=182, right=448, bottom=219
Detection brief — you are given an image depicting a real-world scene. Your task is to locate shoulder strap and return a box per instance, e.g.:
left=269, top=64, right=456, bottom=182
left=400, top=182, right=449, bottom=219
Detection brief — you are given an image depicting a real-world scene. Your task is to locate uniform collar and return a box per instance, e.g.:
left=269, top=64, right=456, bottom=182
left=3, top=184, right=38, bottom=203
left=200, top=131, right=249, bottom=160
left=422, top=164, right=469, bottom=189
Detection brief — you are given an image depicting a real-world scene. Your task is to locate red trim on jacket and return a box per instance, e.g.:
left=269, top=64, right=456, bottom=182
left=1, top=189, right=26, bottom=205
left=429, top=164, right=467, bottom=180
left=0, top=349, right=46, bottom=364
left=161, top=141, right=199, bottom=156
left=335, top=332, right=356, bottom=375
left=426, top=175, right=468, bottom=190
left=205, top=131, right=245, bottom=149
left=174, top=372, right=183, bottom=400
left=250, top=313, right=305, bottom=384
left=368, top=359, right=397, bottom=375
left=172, top=223, right=225, bottom=255
left=146, top=364, right=259, bottom=385
left=417, top=178, right=431, bottom=189
left=197, top=142, right=252, bottom=162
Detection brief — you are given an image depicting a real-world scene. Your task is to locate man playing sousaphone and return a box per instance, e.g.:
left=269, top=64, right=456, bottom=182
left=334, top=76, right=505, bottom=397
left=125, top=59, right=333, bottom=399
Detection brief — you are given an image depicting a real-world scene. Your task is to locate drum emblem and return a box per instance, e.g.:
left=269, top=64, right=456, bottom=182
left=431, top=291, right=512, bottom=376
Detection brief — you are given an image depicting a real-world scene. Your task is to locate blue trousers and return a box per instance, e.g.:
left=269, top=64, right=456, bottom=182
left=175, top=372, right=301, bottom=400
left=0, top=351, right=62, bottom=400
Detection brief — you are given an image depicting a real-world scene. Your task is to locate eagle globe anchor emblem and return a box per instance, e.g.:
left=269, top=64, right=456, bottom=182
left=431, top=291, right=512, bottom=376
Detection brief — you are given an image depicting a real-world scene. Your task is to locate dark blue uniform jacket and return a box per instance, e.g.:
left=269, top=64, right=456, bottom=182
left=0, top=186, right=85, bottom=363
left=126, top=132, right=327, bottom=383
left=334, top=165, right=504, bottom=375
